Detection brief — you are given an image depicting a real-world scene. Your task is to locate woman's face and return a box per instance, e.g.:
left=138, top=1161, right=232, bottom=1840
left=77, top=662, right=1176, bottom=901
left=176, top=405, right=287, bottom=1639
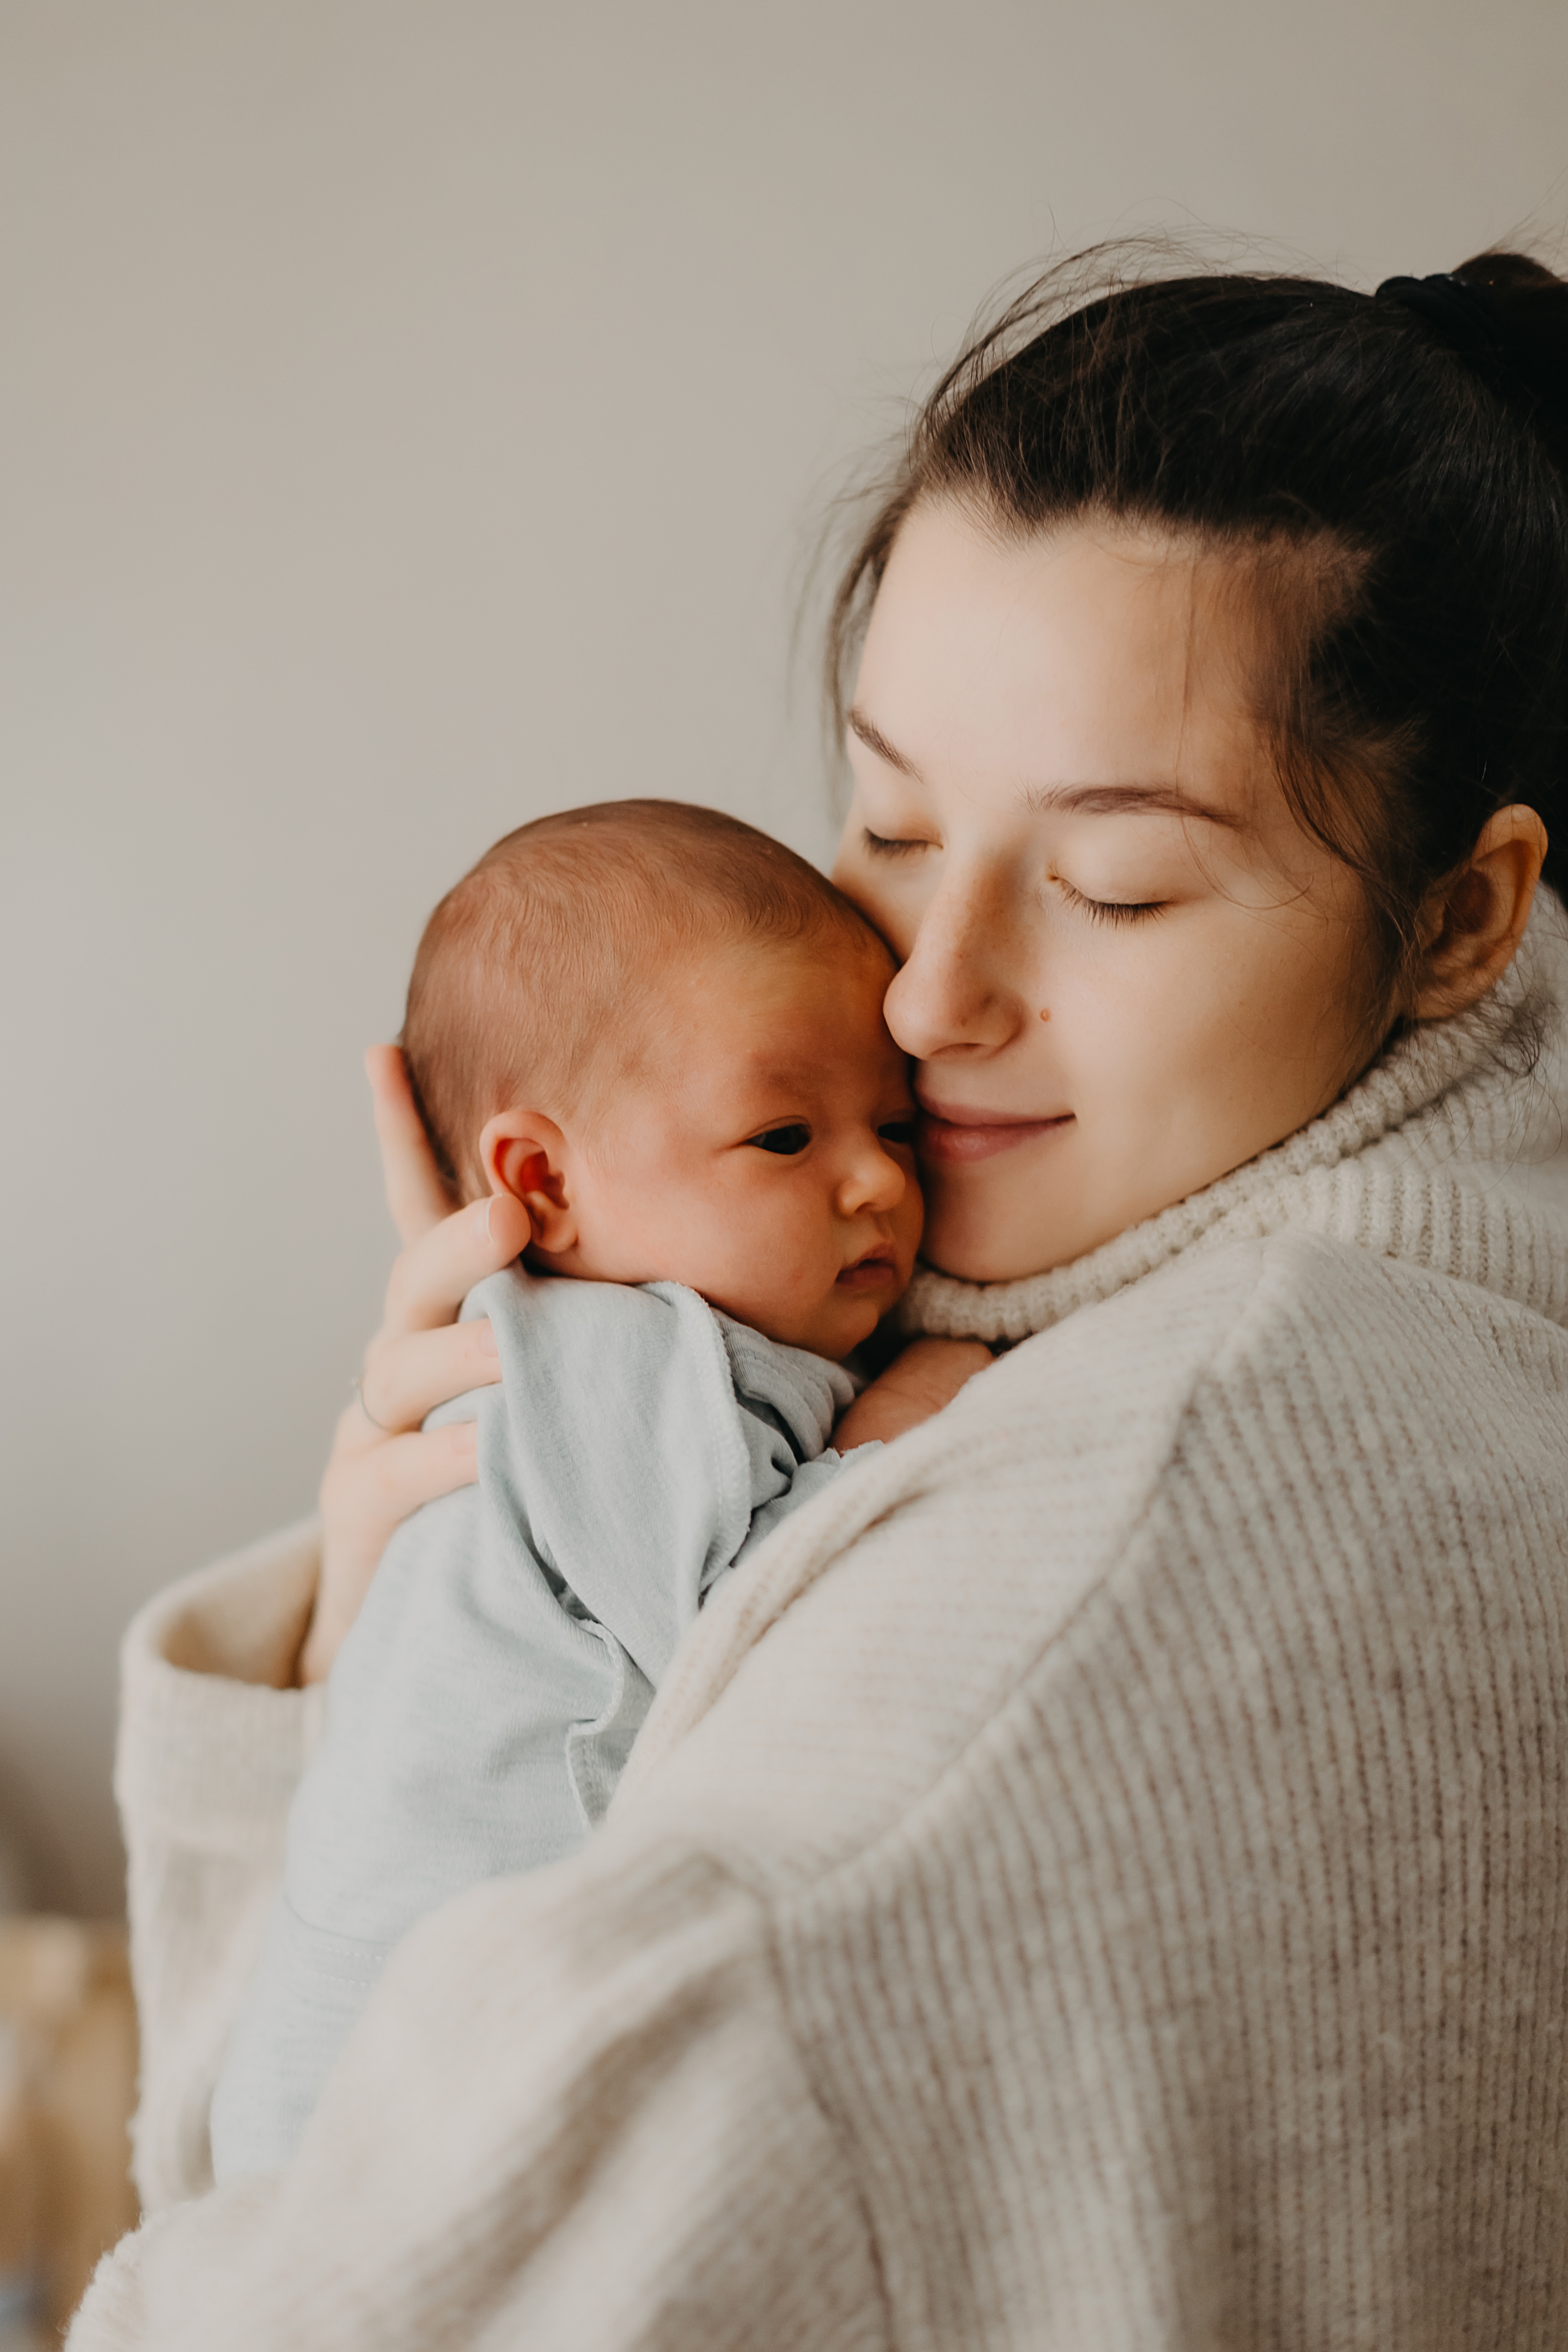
left=831, top=501, right=1381, bottom=1283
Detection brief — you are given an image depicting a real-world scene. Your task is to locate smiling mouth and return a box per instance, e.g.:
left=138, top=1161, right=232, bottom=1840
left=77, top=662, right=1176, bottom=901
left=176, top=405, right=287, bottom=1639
left=836, top=1244, right=900, bottom=1289
left=916, top=1101, right=1075, bottom=1165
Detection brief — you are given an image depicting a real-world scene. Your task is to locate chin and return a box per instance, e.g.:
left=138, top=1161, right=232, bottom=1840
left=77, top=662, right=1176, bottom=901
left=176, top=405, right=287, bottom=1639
left=920, top=1198, right=1077, bottom=1287
left=795, top=1302, right=882, bottom=1361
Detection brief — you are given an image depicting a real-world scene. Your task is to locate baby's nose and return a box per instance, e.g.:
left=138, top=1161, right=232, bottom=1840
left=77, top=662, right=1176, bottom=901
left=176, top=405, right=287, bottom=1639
left=837, top=1139, right=906, bottom=1217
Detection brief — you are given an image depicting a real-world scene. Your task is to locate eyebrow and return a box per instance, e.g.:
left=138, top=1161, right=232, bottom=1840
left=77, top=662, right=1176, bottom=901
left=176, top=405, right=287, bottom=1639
left=847, top=707, right=920, bottom=776
left=846, top=705, right=1238, bottom=829
left=1024, top=782, right=1239, bottom=828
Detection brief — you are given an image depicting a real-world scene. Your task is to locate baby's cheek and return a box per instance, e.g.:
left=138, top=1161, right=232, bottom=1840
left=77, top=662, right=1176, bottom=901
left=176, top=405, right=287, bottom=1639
left=729, top=1216, right=819, bottom=1312
left=900, top=1171, right=927, bottom=1257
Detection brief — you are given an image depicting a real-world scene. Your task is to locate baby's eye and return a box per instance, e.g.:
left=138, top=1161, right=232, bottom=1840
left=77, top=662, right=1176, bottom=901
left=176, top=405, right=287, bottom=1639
left=878, top=1117, right=917, bottom=1147
left=747, top=1123, right=812, bottom=1156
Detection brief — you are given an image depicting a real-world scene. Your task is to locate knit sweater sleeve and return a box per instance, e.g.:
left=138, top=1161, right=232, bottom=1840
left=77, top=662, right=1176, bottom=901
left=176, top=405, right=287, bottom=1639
left=71, top=1828, right=888, bottom=2352
left=113, top=1520, right=328, bottom=2212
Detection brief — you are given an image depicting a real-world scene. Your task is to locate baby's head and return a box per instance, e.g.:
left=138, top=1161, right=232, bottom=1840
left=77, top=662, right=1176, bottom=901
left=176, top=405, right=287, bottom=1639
left=403, top=801, right=923, bottom=1359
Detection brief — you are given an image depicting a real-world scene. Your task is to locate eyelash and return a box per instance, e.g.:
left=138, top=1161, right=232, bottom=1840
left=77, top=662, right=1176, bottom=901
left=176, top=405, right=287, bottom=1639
left=1053, top=877, right=1167, bottom=927
left=864, top=830, right=1163, bottom=928
left=747, top=1123, right=812, bottom=1156
left=746, top=1118, right=916, bottom=1155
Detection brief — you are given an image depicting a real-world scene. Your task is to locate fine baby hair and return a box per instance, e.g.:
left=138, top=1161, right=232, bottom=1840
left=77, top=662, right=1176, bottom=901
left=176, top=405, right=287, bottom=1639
left=830, top=246, right=1568, bottom=992
left=403, top=798, right=881, bottom=1201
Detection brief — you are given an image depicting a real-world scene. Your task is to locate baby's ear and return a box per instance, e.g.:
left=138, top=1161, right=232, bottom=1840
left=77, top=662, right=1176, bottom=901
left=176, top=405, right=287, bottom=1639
left=478, top=1110, right=577, bottom=1254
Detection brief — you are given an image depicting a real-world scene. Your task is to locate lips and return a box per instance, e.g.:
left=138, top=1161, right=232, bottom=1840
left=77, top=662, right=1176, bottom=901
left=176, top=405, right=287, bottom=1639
left=836, top=1242, right=900, bottom=1289
left=916, top=1095, right=1074, bottom=1165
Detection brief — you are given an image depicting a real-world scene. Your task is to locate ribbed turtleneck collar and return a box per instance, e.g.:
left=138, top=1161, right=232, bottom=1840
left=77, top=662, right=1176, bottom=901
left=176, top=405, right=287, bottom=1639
left=902, top=892, right=1568, bottom=1346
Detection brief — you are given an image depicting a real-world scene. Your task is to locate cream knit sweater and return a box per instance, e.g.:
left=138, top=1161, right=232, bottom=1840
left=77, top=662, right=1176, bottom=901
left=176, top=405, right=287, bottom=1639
left=75, top=905, right=1568, bottom=2352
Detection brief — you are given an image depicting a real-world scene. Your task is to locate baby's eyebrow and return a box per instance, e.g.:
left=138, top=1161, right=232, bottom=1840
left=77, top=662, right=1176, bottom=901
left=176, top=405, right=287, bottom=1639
left=736, top=1065, right=816, bottom=1098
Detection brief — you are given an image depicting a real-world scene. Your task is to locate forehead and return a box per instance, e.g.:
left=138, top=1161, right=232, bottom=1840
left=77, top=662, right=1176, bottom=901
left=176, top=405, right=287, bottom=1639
left=651, top=927, right=898, bottom=1085
left=856, top=502, right=1267, bottom=807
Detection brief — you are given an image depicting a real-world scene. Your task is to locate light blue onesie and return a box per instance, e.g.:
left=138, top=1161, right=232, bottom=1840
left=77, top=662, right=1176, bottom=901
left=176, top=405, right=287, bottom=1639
left=210, top=1265, right=868, bottom=2182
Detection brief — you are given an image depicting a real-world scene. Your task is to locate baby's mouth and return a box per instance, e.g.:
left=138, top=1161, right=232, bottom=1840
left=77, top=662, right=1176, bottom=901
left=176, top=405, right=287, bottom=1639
left=836, top=1243, right=899, bottom=1290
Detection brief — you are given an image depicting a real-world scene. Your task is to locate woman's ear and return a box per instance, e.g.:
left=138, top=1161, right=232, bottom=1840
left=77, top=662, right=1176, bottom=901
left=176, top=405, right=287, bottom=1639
left=477, top=1110, right=579, bottom=1255
left=1407, top=804, right=1548, bottom=1022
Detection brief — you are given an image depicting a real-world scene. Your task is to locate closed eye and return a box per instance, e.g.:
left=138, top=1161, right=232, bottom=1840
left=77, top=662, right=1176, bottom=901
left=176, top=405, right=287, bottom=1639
left=746, top=1122, right=812, bottom=1156
left=1054, top=876, right=1167, bottom=926
left=877, top=1117, right=917, bottom=1147
left=862, top=828, right=933, bottom=859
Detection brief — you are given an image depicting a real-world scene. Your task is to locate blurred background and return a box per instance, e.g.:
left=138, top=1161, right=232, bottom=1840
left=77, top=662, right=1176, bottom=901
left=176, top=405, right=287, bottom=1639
left=2, top=0, right=1566, bottom=1933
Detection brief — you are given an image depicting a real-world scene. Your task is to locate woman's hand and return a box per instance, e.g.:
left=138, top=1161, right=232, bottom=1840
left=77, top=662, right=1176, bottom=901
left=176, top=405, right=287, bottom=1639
left=833, top=1337, right=993, bottom=1452
left=299, top=1047, right=532, bottom=1686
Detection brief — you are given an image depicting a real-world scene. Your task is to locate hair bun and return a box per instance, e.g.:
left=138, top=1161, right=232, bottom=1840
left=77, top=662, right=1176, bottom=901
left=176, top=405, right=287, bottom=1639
left=1449, top=251, right=1568, bottom=481
left=1376, top=257, right=1568, bottom=482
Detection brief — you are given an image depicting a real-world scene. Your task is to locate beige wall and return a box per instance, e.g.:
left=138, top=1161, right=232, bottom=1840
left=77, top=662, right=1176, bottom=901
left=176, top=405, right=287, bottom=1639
left=2, top=0, right=1565, bottom=1913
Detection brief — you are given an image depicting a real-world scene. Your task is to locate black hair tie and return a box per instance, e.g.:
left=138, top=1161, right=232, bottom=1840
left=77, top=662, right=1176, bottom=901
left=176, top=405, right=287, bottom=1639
left=1375, top=271, right=1557, bottom=438
left=1376, top=272, right=1503, bottom=358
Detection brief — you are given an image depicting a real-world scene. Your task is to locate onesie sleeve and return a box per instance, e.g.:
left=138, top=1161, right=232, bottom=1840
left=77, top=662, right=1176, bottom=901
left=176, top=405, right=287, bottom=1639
left=723, top=1444, right=879, bottom=1580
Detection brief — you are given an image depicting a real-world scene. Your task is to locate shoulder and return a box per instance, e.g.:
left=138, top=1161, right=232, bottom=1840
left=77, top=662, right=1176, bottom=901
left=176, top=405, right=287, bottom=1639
left=463, top=1270, right=855, bottom=1472
left=625, top=1230, right=1568, bottom=1886
left=458, top=1269, right=739, bottom=1431
left=1000, top=1223, right=1568, bottom=1438
left=464, top=1264, right=715, bottom=1347
left=970, top=1228, right=1568, bottom=1610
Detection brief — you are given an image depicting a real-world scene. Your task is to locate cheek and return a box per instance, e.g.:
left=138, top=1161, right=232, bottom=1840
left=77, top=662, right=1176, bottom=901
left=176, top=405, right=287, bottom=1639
left=894, top=1166, right=926, bottom=1253
left=1062, top=910, right=1374, bottom=1138
left=830, top=851, right=922, bottom=963
left=728, top=1170, right=828, bottom=1269
left=1199, top=906, right=1374, bottom=1074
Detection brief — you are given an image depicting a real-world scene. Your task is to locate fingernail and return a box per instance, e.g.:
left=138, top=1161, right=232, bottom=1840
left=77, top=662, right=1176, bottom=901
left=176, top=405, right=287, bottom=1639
left=476, top=1321, right=499, bottom=1358
left=469, top=1197, right=495, bottom=1246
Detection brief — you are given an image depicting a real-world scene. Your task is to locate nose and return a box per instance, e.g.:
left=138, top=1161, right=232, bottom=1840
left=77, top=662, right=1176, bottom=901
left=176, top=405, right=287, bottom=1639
left=835, top=1135, right=908, bottom=1221
left=881, top=862, right=1031, bottom=1061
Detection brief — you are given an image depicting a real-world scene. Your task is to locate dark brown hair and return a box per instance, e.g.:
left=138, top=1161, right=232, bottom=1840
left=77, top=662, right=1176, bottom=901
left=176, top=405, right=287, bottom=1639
left=403, top=798, right=880, bottom=1200
left=827, top=246, right=1568, bottom=985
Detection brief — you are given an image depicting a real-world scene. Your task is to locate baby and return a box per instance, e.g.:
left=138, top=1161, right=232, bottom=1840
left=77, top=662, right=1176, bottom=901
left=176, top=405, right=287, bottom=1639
left=211, top=799, right=986, bottom=2182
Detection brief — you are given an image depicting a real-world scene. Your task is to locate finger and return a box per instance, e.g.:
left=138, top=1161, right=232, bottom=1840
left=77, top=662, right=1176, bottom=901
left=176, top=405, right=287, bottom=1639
left=328, top=1417, right=481, bottom=1528
left=307, top=1422, right=480, bottom=1682
left=357, top=1319, right=502, bottom=1435
left=367, top=1044, right=460, bottom=1246
left=898, top=1337, right=993, bottom=1371
left=382, top=1192, right=533, bottom=1336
